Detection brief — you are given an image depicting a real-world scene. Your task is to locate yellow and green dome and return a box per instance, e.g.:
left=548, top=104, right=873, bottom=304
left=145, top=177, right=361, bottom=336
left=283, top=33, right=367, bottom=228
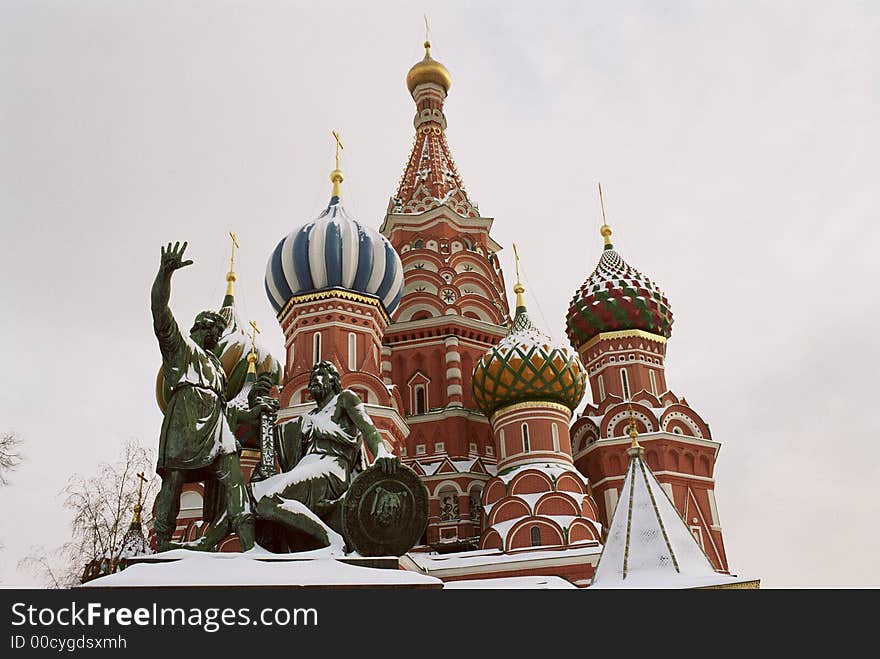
left=472, top=285, right=587, bottom=416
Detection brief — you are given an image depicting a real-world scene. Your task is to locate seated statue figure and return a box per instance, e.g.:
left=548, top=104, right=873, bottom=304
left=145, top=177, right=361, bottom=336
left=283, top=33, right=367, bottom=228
left=249, top=360, right=399, bottom=552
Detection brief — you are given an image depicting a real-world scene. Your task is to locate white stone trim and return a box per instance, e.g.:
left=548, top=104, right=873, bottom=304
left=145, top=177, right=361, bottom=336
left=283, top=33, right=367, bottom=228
left=707, top=489, right=721, bottom=527
left=604, top=488, right=619, bottom=522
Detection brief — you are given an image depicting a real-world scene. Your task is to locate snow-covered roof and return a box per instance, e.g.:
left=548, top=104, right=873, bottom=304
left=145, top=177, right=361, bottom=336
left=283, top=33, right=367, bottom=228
left=591, top=445, right=749, bottom=589
left=490, top=514, right=579, bottom=540
left=418, top=461, right=443, bottom=476
left=497, top=460, right=588, bottom=486
left=403, top=543, right=601, bottom=572
left=451, top=459, right=477, bottom=473
left=414, top=457, right=495, bottom=476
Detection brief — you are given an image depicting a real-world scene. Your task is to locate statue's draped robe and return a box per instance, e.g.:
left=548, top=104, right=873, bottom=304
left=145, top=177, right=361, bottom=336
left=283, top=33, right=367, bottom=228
left=252, top=392, right=367, bottom=514
left=155, top=313, right=237, bottom=482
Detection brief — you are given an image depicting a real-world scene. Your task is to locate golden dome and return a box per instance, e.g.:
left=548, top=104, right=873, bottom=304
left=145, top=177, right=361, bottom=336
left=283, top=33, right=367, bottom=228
left=406, top=41, right=452, bottom=94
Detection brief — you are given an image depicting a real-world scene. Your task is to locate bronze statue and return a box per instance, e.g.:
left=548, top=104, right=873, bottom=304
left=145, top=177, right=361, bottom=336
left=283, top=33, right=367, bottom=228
left=150, top=241, right=272, bottom=552
left=249, top=361, right=400, bottom=552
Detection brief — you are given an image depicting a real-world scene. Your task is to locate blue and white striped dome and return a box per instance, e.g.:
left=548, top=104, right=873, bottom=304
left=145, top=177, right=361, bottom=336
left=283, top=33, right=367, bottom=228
left=265, top=196, right=404, bottom=316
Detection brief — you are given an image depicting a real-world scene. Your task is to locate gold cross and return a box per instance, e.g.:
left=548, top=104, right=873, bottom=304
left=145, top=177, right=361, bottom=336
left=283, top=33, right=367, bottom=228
left=229, top=231, right=239, bottom=271
left=332, top=131, right=344, bottom=171
left=424, top=14, right=430, bottom=43
left=512, top=242, right=521, bottom=285
left=598, top=182, right=608, bottom=226
left=248, top=320, right=261, bottom=361
left=135, top=471, right=148, bottom=505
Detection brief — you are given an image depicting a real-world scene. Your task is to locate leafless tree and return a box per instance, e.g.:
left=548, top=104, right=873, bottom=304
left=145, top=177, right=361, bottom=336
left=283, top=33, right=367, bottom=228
left=0, top=431, right=23, bottom=486
left=20, top=440, right=158, bottom=588
left=0, top=431, right=24, bottom=561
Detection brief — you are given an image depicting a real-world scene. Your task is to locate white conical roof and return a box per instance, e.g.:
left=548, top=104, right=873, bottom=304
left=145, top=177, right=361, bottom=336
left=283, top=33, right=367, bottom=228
left=591, top=447, right=728, bottom=589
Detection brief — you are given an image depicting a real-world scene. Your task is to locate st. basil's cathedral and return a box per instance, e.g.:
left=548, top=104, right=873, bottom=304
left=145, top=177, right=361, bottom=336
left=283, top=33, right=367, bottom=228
left=152, top=39, right=758, bottom=589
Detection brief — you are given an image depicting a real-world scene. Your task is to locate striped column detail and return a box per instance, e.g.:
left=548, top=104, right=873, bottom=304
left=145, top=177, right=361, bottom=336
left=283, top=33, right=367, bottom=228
left=381, top=346, right=393, bottom=385
left=444, top=336, right=463, bottom=406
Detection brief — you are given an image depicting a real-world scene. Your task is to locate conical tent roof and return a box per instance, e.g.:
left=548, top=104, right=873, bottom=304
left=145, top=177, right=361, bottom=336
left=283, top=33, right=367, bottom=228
left=591, top=445, right=751, bottom=589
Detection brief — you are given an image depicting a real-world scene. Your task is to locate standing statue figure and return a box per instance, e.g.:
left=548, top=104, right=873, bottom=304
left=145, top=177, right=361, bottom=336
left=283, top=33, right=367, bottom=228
left=250, top=361, right=399, bottom=552
left=150, top=241, right=272, bottom=552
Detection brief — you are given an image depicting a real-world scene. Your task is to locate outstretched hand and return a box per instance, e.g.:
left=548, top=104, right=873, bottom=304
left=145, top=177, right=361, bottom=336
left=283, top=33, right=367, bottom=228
left=160, top=241, right=194, bottom=275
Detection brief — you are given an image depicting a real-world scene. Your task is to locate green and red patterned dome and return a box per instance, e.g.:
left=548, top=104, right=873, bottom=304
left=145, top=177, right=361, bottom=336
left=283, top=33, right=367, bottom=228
left=473, top=284, right=587, bottom=416
left=565, top=224, right=673, bottom=351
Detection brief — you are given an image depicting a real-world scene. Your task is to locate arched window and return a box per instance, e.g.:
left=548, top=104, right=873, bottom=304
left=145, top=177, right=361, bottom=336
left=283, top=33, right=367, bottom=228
left=551, top=423, right=560, bottom=452
left=179, top=491, right=204, bottom=518
left=347, top=333, right=357, bottom=371
left=312, top=332, right=322, bottom=364
left=598, top=375, right=605, bottom=401
left=415, top=385, right=426, bottom=415
left=438, top=487, right=459, bottom=522
left=530, top=526, right=541, bottom=547
left=620, top=368, right=630, bottom=400
left=521, top=423, right=530, bottom=452
left=413, top=239, right=423, bottom=249
left=649, top=370, right=658, bottom=396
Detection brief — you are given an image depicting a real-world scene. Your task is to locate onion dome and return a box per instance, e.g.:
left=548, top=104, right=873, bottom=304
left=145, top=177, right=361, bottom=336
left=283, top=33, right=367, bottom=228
left=472, top=275, right=587, bottom=416
left=264, top=159, right=404, bottom=317
left=215, top=301, right=280, bottom=401
left=565, top=211, right=673, bottom=352
left=406, top=40, right=452, bottom=94
left=155, top=238, right=281, bottom=412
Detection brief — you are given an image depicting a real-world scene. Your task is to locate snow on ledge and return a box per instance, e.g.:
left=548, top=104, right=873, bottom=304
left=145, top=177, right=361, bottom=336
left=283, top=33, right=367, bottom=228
left=443, top=576, right=576, bottom=589
left=80, top=554, right=442, bottom=588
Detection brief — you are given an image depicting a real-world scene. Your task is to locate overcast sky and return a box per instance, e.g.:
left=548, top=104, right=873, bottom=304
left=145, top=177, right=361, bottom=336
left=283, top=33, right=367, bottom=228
left=1, top=1, right=878, bottom=588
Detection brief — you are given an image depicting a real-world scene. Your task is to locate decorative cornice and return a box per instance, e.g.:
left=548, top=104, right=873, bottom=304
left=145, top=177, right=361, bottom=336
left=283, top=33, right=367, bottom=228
left=578, top=329, right=667, bottom=354
left=384, top=315, right=508, bottom=342
left=490, top=400, right=573, bottom=424
left=278, top=288, right=390, bottom=324
left=574, top=432, right=721, bottom=464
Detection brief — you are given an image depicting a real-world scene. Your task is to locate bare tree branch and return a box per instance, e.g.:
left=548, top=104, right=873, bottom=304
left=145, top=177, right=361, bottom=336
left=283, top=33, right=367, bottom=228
left=19, top=440, right=157, bottom=588
left=0, top=432, right=24, bottom=486
left=18, top=546, right=74, bottom=590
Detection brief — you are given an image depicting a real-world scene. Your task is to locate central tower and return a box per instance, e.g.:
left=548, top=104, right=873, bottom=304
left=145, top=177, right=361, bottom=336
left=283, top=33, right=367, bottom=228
left=381, top=41, right=510, bottom=547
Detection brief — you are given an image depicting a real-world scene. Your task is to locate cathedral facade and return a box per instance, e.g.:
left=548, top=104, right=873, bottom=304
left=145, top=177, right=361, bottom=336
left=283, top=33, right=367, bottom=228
left=159, top=40, right=745, bottom=588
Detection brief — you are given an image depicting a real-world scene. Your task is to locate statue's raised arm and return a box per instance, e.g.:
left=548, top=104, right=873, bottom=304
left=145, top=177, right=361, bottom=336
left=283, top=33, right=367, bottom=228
left=151, top=241, right=194, bottom=360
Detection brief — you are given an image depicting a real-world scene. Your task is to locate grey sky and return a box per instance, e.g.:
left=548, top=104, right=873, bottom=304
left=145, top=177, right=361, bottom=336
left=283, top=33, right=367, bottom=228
left=1, top=1, right=878, bottom=587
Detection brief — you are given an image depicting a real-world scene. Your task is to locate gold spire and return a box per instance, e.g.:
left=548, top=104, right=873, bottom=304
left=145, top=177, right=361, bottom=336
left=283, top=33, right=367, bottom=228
left=512, top=243, right=526, bottom=310
left=226, top=231, right=239, bottom=297
left=331, top=130, right=344, bottom=199
left=247, top=320, right=260, bottom=375
left=598, top=182, right=613, bottom=248
left=132, top=471, right=148, bottom=526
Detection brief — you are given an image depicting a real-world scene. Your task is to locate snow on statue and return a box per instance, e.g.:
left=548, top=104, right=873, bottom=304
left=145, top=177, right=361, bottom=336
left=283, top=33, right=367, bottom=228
left=150, top=241, right=274, bottom=552
left=249, top=361, right=399, bottom=552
